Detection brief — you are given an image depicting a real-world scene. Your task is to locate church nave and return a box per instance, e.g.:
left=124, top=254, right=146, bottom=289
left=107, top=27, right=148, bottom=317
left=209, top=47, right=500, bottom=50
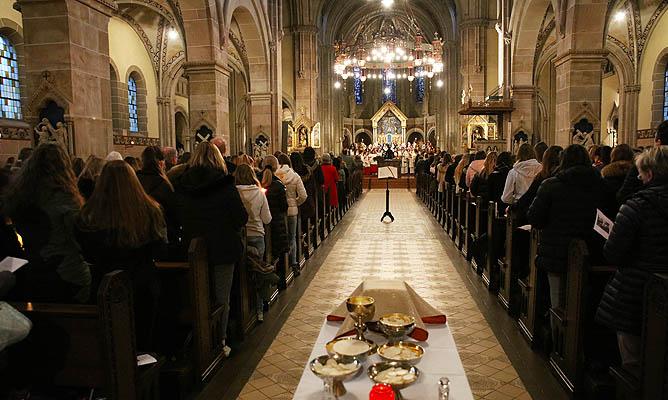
left=205, top=190, right=561, bottom=400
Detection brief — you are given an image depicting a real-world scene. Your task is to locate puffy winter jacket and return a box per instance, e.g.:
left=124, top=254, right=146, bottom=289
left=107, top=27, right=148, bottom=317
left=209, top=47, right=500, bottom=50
left=501, top=159, right=542, bottom=204
left=601, top=160, right=633, bottom=207
left=236, top=184, right=272, bottom=237
left=596, top=181, right=668, bottom=335
left=275, top=165, right=308, bottom=216
left=527, top=165, right=616, bottom=273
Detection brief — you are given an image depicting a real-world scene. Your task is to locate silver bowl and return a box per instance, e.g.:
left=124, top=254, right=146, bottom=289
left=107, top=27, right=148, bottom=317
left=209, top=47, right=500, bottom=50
left=368, top=361, right=420, bottom=399
left=377, top=341, right=425, bottom=365
left=310, top=355, right=362, bottom=398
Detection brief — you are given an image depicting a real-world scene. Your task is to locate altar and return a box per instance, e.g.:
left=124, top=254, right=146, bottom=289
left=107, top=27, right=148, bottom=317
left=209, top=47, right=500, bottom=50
left=372, top=102, right=407, bottom=145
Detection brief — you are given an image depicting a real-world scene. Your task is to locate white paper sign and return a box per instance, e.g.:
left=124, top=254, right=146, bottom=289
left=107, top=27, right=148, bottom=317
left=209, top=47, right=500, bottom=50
left=518, top=224, right=532, bottom=232
left=594, top=209, right=613, bottom=240
left=0, top=257, right=28, bottom=273
left=378, top=166, right=398, bottom=179
left=137, top=353, right=157, bottom=366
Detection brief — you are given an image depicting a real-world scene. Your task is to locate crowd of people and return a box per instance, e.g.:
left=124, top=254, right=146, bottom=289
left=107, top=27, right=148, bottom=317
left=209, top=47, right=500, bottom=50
left=0, top=138, right=360, bottom=357
left=416, top=121, right=668, bottom=372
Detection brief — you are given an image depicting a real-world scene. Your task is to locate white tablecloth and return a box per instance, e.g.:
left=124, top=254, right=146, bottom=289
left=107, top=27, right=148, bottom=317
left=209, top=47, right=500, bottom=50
left=293, top=320, right=474, bottom=399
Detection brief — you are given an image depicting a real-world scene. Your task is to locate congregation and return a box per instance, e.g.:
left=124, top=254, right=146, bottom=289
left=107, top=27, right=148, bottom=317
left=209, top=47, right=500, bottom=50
left=0, top=139, right=362, bottom=399
left=415, top=122, right=668, bottom=398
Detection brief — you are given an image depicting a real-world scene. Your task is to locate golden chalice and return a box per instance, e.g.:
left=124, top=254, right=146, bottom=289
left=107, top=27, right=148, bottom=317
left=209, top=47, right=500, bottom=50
left=346, top=296, right=375, bottom=341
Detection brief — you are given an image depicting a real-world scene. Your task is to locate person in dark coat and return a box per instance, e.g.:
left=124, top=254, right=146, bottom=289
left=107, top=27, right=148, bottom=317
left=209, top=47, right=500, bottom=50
left=77, top=155, right=105, bottom=201
left=173, top=142, right=247, bottom=354
left=292, top=152, right=317, bottom=230
left=511, top=145, right=563, bottom=225
left=445, top=154, right=461, bottom=188
left=470, top=151, right=497, bottom=202
left=75, top=161, right=167, bottom=351
left=601, top=144, right=634, bottom=208
left=528, top=145, right=616, bottom=339
left=260, top=155, right=290, bottom=257
left=486, top=151, right=512, bottom=208
left=137, top=146, right=182, bottom=258
left=618, top=120, right=668, bottom=202
left=596, top=146, right=668, bottom=371
left=4, top=144, right=91, bottom=303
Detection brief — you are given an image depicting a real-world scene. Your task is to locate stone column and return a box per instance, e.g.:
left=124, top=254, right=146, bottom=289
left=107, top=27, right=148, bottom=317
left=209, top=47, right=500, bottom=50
left=248, top=92, right=273, bottom=146
left=268, top=0, right=282, bottom=152
left=511, top=85, right=536, bottom=140
left=19, top=0, right=116, bottom=156
left=293, top=25, right=319, bottom=121
left=157, top=96, right=173, bottom=147
left=620, top=84, right=640, bottom=146
left=459, top=20, right=487, bottom=101
left=184, top=61, right=231, bottom=151
left=554, top=51, right=606, bottom=147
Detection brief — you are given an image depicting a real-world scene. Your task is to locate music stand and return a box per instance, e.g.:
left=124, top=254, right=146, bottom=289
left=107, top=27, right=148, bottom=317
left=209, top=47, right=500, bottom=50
left=378, top=165, right=398, bottom=222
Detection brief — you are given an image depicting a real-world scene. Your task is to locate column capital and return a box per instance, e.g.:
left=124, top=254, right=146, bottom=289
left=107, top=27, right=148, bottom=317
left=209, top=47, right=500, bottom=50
left=183, top=61, right=232, bottom=76
left=624, top=84, right=641, bottom=93
left=554, top=49, right=608, bottom=67
left=248, top=91, right=273, bottom=101
left=157, top=96, right=171, bottom=105
left=291, top=24, right=318, bottom=34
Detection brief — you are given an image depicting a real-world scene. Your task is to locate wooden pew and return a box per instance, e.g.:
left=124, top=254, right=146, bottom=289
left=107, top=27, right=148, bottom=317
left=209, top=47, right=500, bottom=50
left=7, top=271, right=161, bottom=400
left=518, top=228, right=541, bottom=346
left=483, top=201, right=503, bottom=292
left=443, top=183, right=452, bottom=233
left=611, top=273, right=668, bottom=400
left=498, top=208, right=514, bottom=312
left=449, top=184, right=457, bottom=240
left=156, top=238, right=227, bottom=384
left=455, top=191, right=466, bottom=251
left=549, top=239, right=616, bottom=396
left=468, top=195, right=483, bottom=272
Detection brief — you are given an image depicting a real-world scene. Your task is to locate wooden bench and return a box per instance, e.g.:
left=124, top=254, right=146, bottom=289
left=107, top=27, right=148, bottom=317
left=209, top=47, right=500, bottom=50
left=611, top=272, right=668, bottom=399
left=549, top=239, right=616, bottom=396
left=7, top=270, right=161, bottom=400
left=468, top=195, right=484, bottom=273
left=155, top=238, right=227, bottom=384
left=482, top=201, right=502, bottom=291
left=517, top=227, right=541, bottom=346
left=498, top=208, right=514, bottom=312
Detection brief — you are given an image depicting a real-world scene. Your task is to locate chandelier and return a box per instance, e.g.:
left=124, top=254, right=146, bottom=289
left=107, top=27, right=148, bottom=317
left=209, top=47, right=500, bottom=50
left=332, top=0, right=444, bottom=88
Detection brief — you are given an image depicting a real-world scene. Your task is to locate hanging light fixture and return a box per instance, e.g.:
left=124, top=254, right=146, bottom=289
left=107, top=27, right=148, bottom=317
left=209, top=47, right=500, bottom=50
left=332, top=0, right=444, bottom=84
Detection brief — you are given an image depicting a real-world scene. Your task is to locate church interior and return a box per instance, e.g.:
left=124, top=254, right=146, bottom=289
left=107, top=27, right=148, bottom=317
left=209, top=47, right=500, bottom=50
left=1, top=0, right=668, bottom=399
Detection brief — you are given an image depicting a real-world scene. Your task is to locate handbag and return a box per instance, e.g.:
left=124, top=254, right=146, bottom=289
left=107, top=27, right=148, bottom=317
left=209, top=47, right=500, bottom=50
left=0, top=301, right=32, bottom=352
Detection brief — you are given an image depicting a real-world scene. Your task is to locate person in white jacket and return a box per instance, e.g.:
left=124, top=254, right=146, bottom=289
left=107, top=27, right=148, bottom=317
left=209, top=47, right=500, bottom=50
left=235, top=164, right=272, bottom=320
left=501, top=143, right=542, bottom=205
left=275, top=154, right=308, bottom=271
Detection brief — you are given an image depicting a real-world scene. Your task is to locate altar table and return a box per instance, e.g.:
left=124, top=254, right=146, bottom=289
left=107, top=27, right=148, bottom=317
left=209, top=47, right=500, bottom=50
left=293, top=320, right=474, bottom=399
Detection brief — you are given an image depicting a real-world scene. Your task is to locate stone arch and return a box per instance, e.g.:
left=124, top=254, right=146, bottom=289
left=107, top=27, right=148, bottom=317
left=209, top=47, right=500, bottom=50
left=650, top=47, right=668, bottom=128
left=228, top=5, right=272, bottom=152
left=109, top=62, right=124, bottom=133
left=354, top=129, right=372, bottom=145
left=407, top=128, right=425, bottom=144
left=125, top=67, right=148, bottom=134
left=174, top=107, right=188, bottom=151
left=510, top=0, right=554, bottom=87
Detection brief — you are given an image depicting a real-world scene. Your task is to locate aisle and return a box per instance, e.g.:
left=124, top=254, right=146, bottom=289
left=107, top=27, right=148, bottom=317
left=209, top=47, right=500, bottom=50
left=237, top=190, right=530, bottom=400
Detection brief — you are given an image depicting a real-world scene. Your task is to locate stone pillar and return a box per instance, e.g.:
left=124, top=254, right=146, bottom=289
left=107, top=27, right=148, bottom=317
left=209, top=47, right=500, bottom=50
left=554, top=51, right=606, bottom=147
left=293, top=25, right=319, bottom=121
left=248, top=92, right=273, bottom=146
left=268, top=0, right=282, bottom=152
left=459, top=19, right=488, bottom=101
left=511, top=85, right=536, bottom=140
left=620, top=84, right=640, bottom=146
left=19, top=0, right=116, bottom=156
left=157, top=96, right=172, bottom=147
left=184, top=61, right=231, bottom=151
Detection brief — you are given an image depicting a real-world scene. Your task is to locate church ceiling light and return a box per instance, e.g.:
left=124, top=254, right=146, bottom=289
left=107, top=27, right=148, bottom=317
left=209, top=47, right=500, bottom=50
left=332, top=0, right=444, bottom=88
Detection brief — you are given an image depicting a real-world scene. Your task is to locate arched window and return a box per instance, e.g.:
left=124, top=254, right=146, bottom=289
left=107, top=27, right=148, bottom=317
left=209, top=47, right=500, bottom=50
left=128, top=76, right=138, bottom=133
left=663, top=65, right=668, bottom=122
left=415, top=67, right=425, bottom=103
left=383, top=70, right=397, bottom=104
left=0, top=35, right=21, bottom=120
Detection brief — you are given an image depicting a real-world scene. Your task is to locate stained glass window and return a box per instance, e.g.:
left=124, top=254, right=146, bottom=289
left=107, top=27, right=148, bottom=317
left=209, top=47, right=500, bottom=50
left=383, top=71, right=397, bottom=104
left=128, top=77, right=138, bottom=133
left=0, top=35, right=21, bottom=120
left=664, top=66, right=668, bottom=122
left=353, top=67, right=363, bottom=105
left=415, top=67, right=425, bottom=103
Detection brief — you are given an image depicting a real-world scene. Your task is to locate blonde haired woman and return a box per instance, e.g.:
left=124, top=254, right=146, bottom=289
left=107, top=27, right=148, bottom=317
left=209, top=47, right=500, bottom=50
left=453, top=153, right=471, bottom=192
left=78, top=155, right=105, bottom=200
left=173, top=141, right=247, bottom=356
